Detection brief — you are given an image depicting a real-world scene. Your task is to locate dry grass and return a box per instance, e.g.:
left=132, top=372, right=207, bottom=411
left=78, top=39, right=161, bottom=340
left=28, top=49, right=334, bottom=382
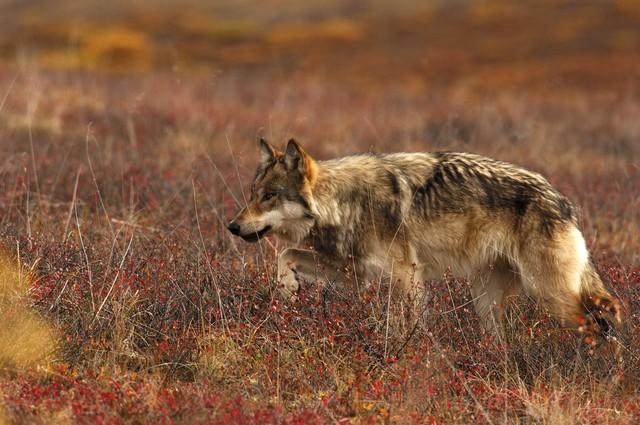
left=0, top=1, right=639, bottom=423
left=0, top=65, right=636, bottom=424
left=0, top=253, right=57, bottom=371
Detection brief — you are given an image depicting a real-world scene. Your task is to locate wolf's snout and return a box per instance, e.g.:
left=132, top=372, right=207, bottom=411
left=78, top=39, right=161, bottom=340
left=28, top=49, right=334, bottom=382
left=227, top=221, right=241, bottom=235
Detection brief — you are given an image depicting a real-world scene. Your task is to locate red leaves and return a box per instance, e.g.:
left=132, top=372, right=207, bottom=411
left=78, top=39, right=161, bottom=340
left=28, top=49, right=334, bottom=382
left=370, top=379, right=383, bottom=398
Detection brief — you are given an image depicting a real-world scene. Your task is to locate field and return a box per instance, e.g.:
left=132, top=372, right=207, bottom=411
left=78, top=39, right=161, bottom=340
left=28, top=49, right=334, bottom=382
left=1, top=1, right=640, bottom=423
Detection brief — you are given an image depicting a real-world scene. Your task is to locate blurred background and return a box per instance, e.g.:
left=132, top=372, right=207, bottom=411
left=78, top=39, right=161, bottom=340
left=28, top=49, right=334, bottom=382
left=2, top=0, right=640, bottom=89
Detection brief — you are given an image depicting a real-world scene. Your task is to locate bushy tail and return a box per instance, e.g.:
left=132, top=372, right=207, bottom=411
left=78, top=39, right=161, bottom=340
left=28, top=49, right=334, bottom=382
left=578, top=262, right=622, bottom=339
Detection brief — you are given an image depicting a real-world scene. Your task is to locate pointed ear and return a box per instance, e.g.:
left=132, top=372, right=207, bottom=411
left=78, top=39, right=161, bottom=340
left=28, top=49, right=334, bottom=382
left=284, top=138, right=305, bottom=172
left=259, top=138, right=276, bottom=165
left=284, top=139, right=318, bottom=184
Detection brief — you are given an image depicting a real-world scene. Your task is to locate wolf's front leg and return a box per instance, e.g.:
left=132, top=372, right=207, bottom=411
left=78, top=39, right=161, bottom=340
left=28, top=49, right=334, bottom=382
left=394, top=265, right=428, bottom=322
left=277, top=248, right=345, bottom=300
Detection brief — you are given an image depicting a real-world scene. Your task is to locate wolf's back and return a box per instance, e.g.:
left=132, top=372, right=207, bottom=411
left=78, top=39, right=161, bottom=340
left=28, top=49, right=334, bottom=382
left=379, top=152, right=576, bottom=235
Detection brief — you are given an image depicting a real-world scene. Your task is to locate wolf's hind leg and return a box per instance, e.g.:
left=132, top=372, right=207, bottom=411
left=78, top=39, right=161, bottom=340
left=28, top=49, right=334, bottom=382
left=471, top=260, right=522, bottom=337
left=277, top=248, right=345, bottom=300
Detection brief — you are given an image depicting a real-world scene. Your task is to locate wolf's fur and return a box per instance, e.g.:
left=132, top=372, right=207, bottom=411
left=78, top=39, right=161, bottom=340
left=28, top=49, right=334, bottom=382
left=228, top=139, right=621, bottom=339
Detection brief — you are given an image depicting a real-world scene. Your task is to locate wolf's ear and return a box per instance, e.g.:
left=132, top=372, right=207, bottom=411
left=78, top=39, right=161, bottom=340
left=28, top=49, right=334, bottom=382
left=284, top=139, right=305, bottom=172
left=259, top=138, right=276, bottom=164
left=285, top=139, right=317, bottom=183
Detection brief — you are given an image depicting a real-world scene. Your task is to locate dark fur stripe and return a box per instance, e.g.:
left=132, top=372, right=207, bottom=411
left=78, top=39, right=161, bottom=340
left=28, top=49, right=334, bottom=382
left=405, top=154, right=575, bottom=237
left=387, top=171, right=401, bottom=195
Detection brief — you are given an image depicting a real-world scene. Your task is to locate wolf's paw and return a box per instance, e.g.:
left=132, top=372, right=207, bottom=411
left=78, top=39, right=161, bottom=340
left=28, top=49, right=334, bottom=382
left=277, top=269, right=300, bottom=301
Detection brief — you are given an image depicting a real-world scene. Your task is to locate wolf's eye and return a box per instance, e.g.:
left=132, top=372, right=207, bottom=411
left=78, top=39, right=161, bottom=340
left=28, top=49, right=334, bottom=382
left=262, top=192, right=276, bottom=202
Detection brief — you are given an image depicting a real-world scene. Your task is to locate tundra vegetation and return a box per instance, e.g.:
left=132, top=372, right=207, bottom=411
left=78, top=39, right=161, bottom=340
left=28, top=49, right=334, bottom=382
left=0, top=1, right=639, bottom=423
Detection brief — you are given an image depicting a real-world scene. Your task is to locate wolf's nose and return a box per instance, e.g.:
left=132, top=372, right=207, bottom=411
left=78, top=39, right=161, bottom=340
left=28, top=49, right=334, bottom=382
left=227, top=221, right=241, bottom=235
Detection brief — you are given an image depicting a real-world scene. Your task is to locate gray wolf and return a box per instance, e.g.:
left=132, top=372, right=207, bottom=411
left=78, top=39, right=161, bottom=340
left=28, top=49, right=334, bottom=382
left=227, top=139, right=621, bottom=340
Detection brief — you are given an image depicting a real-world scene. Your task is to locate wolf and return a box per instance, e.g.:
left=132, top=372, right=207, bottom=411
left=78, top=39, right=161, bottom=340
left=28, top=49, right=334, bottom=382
left=227, top=138, right=621, bottom=340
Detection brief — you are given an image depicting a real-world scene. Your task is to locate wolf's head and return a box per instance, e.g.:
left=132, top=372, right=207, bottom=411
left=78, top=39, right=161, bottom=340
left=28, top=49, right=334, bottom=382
left=227, top=138, right=318, bottom=243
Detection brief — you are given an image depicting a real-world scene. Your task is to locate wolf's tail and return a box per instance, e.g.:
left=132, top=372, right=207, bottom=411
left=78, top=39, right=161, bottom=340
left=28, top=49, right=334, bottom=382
left=578, top=262, right=622, bottom=338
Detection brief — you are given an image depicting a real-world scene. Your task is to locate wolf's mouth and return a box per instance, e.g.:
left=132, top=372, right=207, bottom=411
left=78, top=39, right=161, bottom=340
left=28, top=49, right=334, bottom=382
left=241, top=225, right=272, bottom=242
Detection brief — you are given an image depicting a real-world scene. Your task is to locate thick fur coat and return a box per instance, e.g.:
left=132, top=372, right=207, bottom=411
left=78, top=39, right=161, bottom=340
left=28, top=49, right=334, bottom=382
left=228, top=139, right=621, bottom=339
